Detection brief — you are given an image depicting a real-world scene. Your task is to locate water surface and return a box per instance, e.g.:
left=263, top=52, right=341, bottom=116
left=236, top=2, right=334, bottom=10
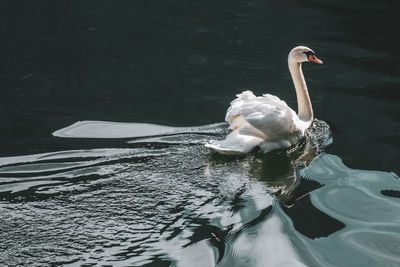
left=0, top=0, right=399, bottom=266
left=1, top=121, right=399, bottom=266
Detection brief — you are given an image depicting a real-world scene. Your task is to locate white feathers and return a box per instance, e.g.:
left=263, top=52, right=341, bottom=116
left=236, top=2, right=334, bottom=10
left=206, top=90, right=310, bottom=154
left=205, top=130, right=264, bottom=155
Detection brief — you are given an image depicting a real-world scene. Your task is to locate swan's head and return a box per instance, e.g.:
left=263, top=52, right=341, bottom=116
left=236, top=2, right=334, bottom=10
left=288, top=46, right=323, bottom=64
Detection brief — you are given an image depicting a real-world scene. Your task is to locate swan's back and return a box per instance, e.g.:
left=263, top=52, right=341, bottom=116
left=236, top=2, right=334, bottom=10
left=226, top=91, right=302, bottom=140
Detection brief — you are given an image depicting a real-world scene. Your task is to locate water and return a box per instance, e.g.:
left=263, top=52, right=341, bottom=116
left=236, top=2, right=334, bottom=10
left=0, top=0, right=399, bottom=266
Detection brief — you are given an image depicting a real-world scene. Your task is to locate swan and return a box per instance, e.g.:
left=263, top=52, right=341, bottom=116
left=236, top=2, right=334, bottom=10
left=205, top=46, right=323, bottom=154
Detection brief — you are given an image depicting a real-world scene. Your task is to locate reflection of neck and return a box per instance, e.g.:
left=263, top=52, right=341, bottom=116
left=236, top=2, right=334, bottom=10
left=288, top=59, right=313, bottom=122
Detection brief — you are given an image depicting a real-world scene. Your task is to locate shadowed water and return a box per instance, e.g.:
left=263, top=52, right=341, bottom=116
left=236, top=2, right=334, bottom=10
left=1, top=121, right=399, bottom=266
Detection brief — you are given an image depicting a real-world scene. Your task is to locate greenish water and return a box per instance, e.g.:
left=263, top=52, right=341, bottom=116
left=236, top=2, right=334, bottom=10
left=0, top=0, right=399, bottom=266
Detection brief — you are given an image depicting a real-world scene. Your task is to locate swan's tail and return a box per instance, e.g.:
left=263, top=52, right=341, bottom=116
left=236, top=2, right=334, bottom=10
left=205, top=131, right=263, bottom=155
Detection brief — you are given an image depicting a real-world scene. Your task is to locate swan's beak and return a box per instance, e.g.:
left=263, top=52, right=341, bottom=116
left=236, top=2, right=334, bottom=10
left=308, top=54, right=323, bottom=64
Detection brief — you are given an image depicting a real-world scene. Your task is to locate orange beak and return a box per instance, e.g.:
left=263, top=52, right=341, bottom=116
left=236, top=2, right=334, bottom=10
left=308, top=54, right=323, bottom=64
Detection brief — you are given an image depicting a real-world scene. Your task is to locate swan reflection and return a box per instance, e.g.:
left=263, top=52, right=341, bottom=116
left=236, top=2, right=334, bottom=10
left=207, top=119, right=329, bottom=207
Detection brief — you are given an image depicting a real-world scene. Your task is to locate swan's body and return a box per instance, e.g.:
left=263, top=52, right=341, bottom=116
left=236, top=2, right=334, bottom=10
left=206, top=46, right=323, bottom=154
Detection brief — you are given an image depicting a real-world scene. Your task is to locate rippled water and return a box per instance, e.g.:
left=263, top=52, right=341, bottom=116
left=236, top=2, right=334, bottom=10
left=1, top=121, right=399, bottom=266
left=1, top=0, right=400, bottom=266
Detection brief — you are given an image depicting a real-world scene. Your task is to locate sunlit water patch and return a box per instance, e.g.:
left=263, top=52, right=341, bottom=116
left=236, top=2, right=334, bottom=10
left=1, top=121, right=399, bottom=266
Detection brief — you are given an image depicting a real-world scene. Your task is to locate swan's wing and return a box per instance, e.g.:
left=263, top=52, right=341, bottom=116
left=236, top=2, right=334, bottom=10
left=226, top=91, right=301, bottom=140
left=225, top=91, right=268, bottom=139
left=225, top=90, right=256, bottom=125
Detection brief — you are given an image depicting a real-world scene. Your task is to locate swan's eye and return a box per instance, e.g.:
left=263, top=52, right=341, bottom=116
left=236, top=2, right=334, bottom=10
left=304, top=51, right=314, bottom=59
left=303, top=51, right=323, bottom=64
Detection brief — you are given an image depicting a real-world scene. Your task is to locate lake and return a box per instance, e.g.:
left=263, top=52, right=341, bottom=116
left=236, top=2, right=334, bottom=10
left=0, top=0, right=399, bottom=266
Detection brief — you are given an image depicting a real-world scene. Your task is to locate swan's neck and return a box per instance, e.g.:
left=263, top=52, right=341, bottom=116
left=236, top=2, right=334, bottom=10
left=288, top=59, right=313, bottom=122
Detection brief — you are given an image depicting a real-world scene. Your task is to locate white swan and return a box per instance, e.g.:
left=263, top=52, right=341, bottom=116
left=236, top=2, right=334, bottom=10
left=205, top=46, right=323, bottom=154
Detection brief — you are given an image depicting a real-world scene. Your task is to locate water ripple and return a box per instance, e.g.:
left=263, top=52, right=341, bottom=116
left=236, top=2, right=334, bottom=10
left=1, top=122, right=399, bottom=266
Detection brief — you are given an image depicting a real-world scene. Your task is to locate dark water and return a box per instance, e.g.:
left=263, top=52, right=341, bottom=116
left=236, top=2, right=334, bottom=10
left=1, top=0, right=399, bottom=266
